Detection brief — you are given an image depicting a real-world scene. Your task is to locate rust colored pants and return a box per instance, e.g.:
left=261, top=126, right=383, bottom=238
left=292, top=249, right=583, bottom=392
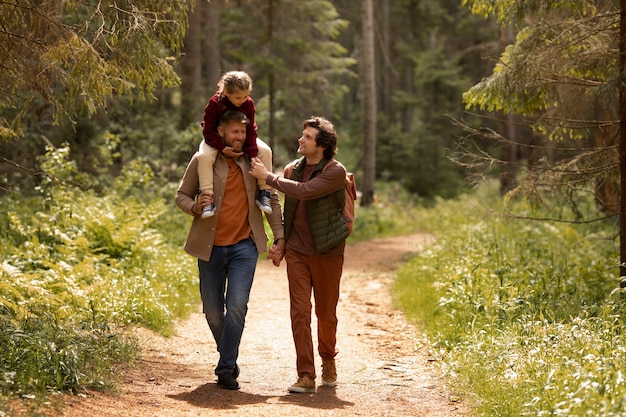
left=285, top=249, right=344, bottom=379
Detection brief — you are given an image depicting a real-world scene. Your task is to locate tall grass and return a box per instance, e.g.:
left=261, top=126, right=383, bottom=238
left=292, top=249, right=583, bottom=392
left=394, top=182, right=625, bottom=416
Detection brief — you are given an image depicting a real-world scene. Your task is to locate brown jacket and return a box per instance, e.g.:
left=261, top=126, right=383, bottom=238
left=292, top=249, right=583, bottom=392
left=175, top=152, right=284, bottom=261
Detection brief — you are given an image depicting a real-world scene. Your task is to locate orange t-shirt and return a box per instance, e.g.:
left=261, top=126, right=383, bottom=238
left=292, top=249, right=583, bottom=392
left=213, top=158, right=251, bottom=246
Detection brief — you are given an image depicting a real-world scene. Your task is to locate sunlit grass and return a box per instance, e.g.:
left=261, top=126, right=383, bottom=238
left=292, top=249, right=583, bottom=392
left=394, top=181, right=625, bottom=416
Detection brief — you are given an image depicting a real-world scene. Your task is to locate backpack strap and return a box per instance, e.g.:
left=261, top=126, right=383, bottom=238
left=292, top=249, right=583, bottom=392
left=322, top=160, right=351, bottom=223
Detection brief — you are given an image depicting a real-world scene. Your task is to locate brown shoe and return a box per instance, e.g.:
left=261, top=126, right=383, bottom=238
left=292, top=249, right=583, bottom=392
left=322, top=359, right=337, bottom=386
left=288, top=375, right=316, bottom=393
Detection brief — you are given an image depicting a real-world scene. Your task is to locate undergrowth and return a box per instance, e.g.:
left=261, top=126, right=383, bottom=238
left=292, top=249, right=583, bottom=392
left=349, top=181, right=425, bottom=242
left=0, top=145, right=198, bottom=411
left=394, top=181, right=625, bottom=416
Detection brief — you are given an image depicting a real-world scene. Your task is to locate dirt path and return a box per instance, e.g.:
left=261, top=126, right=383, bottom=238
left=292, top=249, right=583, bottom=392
left=62, top=233, right=468, bottom=417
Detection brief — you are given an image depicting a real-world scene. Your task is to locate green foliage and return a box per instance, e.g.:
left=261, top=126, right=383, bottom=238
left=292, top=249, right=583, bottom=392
left=220, top=0, right=357, bottom=154
left=0, top=145, right=197, bottom=402
left=394, top=182, right=625, bottom=416
left=462, top=0, right=598, bottom=27
left=349, top=180, right=427, bottom=242
left=369, top=0, right=486, bottom=200
left=0, top=0, right=188, bottom=138
left=462, top=0, right=617, bottom=136
left=377, top=121, right=469, bottom=199
left=0, top=305, right=137, bottom=396
left=0, top=0, right=492, bottom=205
left=458, top=0, right=620, bottom=230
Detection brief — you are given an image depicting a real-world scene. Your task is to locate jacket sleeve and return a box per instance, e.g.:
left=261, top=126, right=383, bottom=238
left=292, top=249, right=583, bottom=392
left=267, top=162, right=345, bottom=200
left=242, top=99, right=259, bottom=158
left=175, top=154, right=200, bottom=215
left=201, top=97, right=226, bottom=152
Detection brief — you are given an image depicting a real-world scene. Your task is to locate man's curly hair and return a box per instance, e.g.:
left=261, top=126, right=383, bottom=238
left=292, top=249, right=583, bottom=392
left=303, top=116, right=337, bottom=160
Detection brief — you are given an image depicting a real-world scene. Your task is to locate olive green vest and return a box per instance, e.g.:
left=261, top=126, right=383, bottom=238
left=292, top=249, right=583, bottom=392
left=284, top=158, right=348, bottom=254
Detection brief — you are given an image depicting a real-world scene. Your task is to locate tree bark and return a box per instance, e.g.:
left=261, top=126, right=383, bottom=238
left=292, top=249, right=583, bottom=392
left=379, top=0, right=393, bottom=119
left=179, top=0, right=203, bottom=130
left=203, top=0, right=221, bottom=91
left=500, top=112, right=518, bottom=194
left=499, top=26, right=518, bottom=195
left=361, top=0, right=377, bottom=207
left=268, top=0, right=276, bottom=152
left=619, top=0, right=626, bottom=280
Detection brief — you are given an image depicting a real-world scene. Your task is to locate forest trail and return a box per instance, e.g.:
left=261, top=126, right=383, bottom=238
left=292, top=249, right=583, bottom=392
left=61, top=233, right=468, bottom=417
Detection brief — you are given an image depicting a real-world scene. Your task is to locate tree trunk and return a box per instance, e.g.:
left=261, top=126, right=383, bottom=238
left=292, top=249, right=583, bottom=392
left=499, top=27, right=518, bottom=195
left=179, top=0, right=203, bottom=130
left=361, top=0, right=377, bottom=207
left=268, top=0, right=276, bottom=153
left=619, top=0, right=626, bottom=282
left=500, top=112, right=518, bottom=194
left=379, top=0, right=393, bottom=119
left=203, top=0, right=221, bottom=91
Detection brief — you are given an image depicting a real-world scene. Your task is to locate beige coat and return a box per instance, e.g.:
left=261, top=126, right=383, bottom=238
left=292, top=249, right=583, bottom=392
left=175, top=152, right=284, bottom=261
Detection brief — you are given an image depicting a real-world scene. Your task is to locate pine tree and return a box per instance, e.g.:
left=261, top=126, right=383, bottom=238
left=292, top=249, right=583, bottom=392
left=0, top=0, right=189, bottom=139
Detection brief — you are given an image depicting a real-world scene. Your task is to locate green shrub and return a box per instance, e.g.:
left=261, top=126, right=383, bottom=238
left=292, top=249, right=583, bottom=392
left=349, top=180, right=426, bottom=242
left=0, top=145, right=198, bottom=404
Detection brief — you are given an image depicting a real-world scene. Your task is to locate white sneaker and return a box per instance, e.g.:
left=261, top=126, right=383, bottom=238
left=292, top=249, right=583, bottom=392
left=256, top=190, right=272, bottom=214
left=201, top=202, right=215, bottom=218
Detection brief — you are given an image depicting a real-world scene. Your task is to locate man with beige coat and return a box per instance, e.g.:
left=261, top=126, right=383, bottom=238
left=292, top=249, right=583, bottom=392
left=176, top=110, right=284, bottom=390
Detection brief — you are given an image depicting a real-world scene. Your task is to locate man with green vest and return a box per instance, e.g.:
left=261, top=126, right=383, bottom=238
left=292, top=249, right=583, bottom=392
left=250, top=116, right=349, bottom=393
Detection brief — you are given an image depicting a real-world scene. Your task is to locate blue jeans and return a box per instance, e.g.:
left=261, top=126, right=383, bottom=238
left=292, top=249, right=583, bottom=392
left=198, top=237, right=258, bottom=376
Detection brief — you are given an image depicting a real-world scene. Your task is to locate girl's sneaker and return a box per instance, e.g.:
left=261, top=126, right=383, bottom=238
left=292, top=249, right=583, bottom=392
left=256, top=190, right=273, bottom=214
left=201, top=202, right=215, bottom=218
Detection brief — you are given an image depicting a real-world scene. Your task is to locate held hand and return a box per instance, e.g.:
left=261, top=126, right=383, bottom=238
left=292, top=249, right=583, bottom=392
left=269, top=250, right=284, bottom=267
left=222, top=146, right=244, bottom=158
left=193, top=192, right=214, bottom=215
left=269, top=239, right=285, bottom=267
left=249, top=157, right=269, bottom=180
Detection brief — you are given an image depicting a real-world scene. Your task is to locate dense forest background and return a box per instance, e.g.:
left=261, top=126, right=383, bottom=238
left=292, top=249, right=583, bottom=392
left=1, top=2, right=624, bottom=414
left=1, top=0, right=506, bottom=203
left=3, top=1, right=619, bottom=218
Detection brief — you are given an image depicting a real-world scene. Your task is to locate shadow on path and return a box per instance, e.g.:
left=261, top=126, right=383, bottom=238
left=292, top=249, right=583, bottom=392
left=169, top=383, right=354, bottom=412
left=276, top=386, right=355, bottom=410
left=167, top=383, right=271, bottom=410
